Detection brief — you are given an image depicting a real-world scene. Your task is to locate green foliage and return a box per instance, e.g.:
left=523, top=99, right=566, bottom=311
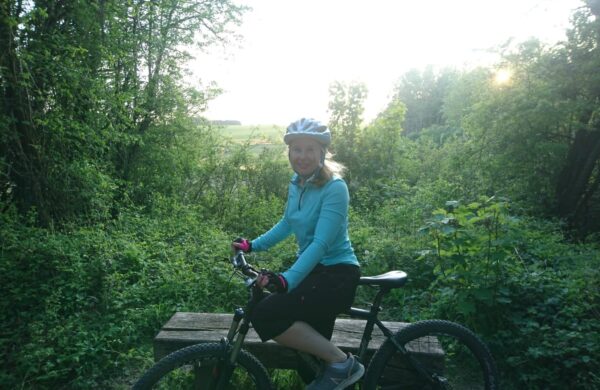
left=175, top=140, right=289, bottom=236
left=417, top=198, right=600, bottom=389
left=393, top=67, right=459, bottom=134
left=0, top=201, right=245, bottom=388
left=418, top=198, right=523, bottom=329
left=0, top=0, right=247, bottom=226
left=359, top=99, right=408, bottom=174
left=2, top=1, right=600, bottom=389
left=327, top=81, right=368, bottom=170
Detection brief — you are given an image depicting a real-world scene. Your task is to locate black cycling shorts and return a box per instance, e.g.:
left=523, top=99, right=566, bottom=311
left=250, top=263, right=360, bottom=342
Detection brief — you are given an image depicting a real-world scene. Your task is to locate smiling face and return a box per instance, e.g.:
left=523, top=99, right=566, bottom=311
left=288, top=137, right=323, bottom=178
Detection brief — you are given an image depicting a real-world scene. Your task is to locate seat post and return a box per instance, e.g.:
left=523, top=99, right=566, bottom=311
left=355, top=286, right=390, bottom=360
left=370, top=287, right=389, bottom=314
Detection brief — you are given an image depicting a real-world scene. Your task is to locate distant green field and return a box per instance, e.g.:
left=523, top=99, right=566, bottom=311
left=219, top=124, right=285, bottom=143
left=218, top=124, right=286, bottom=155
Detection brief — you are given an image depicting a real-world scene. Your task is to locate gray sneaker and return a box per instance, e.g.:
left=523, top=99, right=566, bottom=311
left=306, top=354, right=365, bottom=390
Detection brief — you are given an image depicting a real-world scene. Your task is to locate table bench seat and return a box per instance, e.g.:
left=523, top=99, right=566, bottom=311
left=154, top=312, right=443, bottom=372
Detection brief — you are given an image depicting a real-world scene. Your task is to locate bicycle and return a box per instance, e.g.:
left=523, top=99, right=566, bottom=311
left=132, top=251, right=499, bottom=389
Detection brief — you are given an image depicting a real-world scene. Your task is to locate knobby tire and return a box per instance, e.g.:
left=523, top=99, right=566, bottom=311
left=132, top=342, right=273, bottom=390
left=363, top=320, right=498, bottom=390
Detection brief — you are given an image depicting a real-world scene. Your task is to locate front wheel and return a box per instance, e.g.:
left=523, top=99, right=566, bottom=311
left=363, top=320, right=498, bottom=390
left=132, top=342, right=273, bottom=389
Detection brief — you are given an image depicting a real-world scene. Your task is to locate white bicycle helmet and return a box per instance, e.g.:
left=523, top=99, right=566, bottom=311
left=284, top=118, right=331, bottom=146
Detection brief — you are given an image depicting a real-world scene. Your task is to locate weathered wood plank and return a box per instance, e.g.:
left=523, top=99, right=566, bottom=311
left=153, top=312, right=441, bottom=371
left=162, top=312, right=235, bottom=330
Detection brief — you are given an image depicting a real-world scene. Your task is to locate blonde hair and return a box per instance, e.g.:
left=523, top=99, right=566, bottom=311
left=313, top=152, right=346, bottom=187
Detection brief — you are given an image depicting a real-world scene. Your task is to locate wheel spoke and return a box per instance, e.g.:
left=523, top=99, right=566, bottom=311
left=133, top=343, right=273, bottom=390
left=363, top=320, right=498, bottom=390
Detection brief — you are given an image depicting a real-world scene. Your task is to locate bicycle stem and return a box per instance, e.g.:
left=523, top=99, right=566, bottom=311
left=226, top=308, right=244, bottom=342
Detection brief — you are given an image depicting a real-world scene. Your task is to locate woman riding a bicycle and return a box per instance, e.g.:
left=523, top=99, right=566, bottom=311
left=134, top=118, right=499, bottom=390
left=233, top=117, right=364, bottom=390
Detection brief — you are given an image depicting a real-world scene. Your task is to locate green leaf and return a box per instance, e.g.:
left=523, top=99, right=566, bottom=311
left=467, top=202, right=481, bottom=209
left=445, top=200, right=460, bottom=208
left=582, top=356, right=591, bottom=363
left=441, top=225, right=457, bottom=235
left=457, top=299, right=476, bottom=315
left=474, top=288, right=493, bottom=301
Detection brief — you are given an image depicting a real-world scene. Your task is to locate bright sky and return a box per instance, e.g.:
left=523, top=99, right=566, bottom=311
left=189, top=0, right=583, bottom=126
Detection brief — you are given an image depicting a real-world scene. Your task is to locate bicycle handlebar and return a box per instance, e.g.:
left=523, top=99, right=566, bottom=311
left=231, top=250, right=259, bottom=279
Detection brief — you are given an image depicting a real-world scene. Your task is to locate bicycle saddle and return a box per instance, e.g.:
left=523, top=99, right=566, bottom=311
left=358, top=270, right=407, bottom=289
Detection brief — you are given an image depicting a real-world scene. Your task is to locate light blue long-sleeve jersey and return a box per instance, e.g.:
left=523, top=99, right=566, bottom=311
left=251, top=174, right=359, bottom=291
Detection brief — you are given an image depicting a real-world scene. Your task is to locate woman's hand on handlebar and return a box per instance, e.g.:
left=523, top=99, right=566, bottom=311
left=256, top=273, right=269, bottom=289
left=229, top=244, right=286, bottom=292
left=258, top=270, right=288, bottom=293
left=231, top=237, right=252, bottom=253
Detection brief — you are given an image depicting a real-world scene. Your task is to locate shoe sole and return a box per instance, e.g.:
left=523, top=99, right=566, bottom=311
left=332, top=362, right=365, bottom=390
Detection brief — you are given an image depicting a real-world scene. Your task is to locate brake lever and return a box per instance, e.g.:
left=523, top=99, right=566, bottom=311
left=245, top=276, right=258, bottom=288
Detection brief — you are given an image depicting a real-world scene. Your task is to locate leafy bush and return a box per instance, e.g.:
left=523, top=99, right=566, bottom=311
left=417, top=198, right=600, bottom=389
left=0, top=202, right=242, bottom=388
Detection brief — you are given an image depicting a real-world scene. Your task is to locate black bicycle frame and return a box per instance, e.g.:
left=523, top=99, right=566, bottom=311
left=214, top=284, right=263, bottom=389
left=346, top=286, right=398, bottom=362
left=218, top=261, right=436, bottom=388
left=348, top=286, right=439, bottom=386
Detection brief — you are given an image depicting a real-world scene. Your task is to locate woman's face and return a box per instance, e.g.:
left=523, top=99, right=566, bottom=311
left=288, top=137, right=322, bottom=177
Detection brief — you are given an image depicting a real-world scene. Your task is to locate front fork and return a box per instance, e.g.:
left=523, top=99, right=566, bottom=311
left=214, top=307, right=248, bottom=389
left=216, top=285, right=263, bottom=390
left=226, top=307, right=244, bottom=342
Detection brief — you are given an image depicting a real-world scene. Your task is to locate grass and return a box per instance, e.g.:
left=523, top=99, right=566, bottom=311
left=219, top=124, right=285, bottom=143
left=219, top=124, right=286, bottom=155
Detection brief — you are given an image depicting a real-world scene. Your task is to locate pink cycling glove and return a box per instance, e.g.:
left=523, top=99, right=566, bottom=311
left=232, top=237, right=252, bottom=253
left=261, top=270, right=288, bottom=293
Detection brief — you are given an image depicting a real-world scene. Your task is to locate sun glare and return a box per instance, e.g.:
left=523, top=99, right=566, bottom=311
left=494, top=68, right=513, bottom=85
left=196, top=0, right=578, bottom=124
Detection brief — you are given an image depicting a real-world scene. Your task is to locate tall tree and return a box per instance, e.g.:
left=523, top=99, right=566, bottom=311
left=0, top=0, right=246, bottom=225
left=439, top=0, right=600, bottom=237
left=327, top=80, right=367, bottom=167
left=553, top=0, right=600, bottom=236
left=1, top=0, right=111, bottom=223
left=393, top=67, right=458, bottom=135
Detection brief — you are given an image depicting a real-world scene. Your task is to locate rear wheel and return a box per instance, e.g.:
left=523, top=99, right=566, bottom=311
left=363, top=320, right=498, bottom=389
left=132, top=342, right=273, bottom=389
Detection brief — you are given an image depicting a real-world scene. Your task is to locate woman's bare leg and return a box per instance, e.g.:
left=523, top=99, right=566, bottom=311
left=273, top=321, right=347, bottom=364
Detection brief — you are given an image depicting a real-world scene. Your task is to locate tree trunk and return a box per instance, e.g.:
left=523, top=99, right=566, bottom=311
left=0, top=2, right=51, bottom=224
left=555, top=125, right=600, bottom=236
